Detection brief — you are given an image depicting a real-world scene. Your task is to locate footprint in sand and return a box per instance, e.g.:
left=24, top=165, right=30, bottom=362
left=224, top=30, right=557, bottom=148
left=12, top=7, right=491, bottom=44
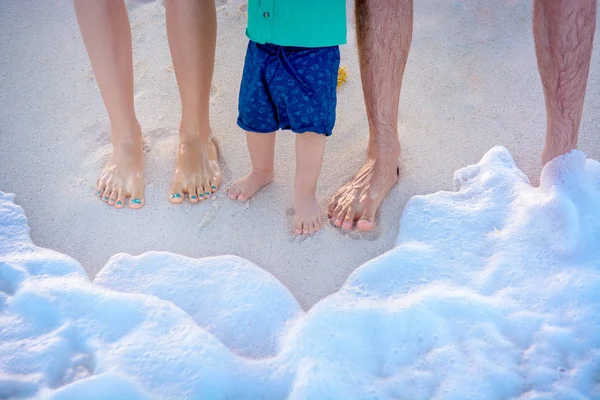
left=77, top=142, right=112, bottom=191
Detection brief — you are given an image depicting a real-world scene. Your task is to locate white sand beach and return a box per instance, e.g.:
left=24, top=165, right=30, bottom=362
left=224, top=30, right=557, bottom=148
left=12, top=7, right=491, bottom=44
left=1, top=0, right=599, bottom=310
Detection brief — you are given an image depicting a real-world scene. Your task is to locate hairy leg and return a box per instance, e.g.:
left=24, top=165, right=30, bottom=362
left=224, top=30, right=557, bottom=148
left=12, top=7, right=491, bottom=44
left=329, top=0, right=412, bottom=231
left=533, top=0, right=596, bottom=165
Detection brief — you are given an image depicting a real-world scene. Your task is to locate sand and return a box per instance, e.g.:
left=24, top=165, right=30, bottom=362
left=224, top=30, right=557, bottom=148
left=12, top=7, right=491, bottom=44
left=1, top=0, right=599, bottom=310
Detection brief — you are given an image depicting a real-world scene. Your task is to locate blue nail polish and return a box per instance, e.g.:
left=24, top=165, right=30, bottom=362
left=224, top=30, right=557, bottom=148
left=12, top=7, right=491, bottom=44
left=171, top=193, right=181, bottom=199
left=205, top=192, right=210, bottom=196
left=199, top=194, right=204, bottom=198
left=104, top=197, right=108, bottom=200
left=131, top=198, right=141, bottom=205
left=191, top=196, right=197, bottom=199
left=96, top=190, right=101, bottom=194
left=116, top=201, right=122, bottom=205
left=211, top=186, right=217, bottom=189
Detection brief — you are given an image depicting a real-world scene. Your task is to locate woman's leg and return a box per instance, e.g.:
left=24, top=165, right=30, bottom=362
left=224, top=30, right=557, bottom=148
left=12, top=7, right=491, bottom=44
left=74, top=0, right=145, bottom=209
left=165, top=0, right=221, bottom=203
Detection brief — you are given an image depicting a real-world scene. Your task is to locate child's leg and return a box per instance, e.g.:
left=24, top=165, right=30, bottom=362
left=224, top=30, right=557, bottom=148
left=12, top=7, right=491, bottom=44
left=228, top=132, right=276, bottom=201
left=294, top=132, right=326, bottom=235
left=74, top=0, right=145, bottom=209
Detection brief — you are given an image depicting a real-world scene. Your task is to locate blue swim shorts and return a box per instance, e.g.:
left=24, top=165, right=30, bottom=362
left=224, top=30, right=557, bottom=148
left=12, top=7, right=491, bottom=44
left=237, top=41, right=341, bottom=136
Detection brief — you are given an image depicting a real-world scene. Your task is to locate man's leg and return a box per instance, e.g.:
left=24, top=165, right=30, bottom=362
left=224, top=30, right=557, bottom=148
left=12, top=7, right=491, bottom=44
left=165, top=0, right=220, bottom=203
left=328, top=0, right=413, bottom=231
left=74, top=0, right=145, bottom=209
left=534, top=0, right=596, bottom=165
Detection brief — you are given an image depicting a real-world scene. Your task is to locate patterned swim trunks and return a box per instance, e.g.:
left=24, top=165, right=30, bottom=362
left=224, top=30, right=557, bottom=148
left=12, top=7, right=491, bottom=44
left=237, top=41, right=341, bottom=136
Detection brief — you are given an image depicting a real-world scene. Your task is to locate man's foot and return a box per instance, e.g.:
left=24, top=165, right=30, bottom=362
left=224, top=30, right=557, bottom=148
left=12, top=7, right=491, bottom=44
left=169, top=135, right=221, bottom=203
left=542, top=142, right=577, bottom=166
left=95, top=124, right=145, bottom=209
left=227, top=170, right=274, bottom=201
left=328, top=157, right=400, bottom=231
left=294, top=192, right=322, bottom=236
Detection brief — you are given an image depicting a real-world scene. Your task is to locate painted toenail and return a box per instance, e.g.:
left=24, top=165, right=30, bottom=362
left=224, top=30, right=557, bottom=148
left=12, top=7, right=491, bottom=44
left=96, top=190, right=101, bottom=194
left=104, top=197, right=108, bottom=200
left=205, top=192, right=210, bottom=196
left=131, top=198, right=141, bottom=204
left=199, top=194, right=204, bottom=198
left=211, top=186, right=217, bottom=189
left=116, top=201, right=122, bottom=205
left=191, top=196, right=197, bottom=199
left=171, top=193, right=181, bottom=199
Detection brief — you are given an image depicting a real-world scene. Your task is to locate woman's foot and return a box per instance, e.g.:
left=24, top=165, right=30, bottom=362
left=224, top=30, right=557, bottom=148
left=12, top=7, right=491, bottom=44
left=169, top=133, right=221, bottom=203
left=96, top=123, right=145, bottom=209
left=228, top=170, right=274, bottom=201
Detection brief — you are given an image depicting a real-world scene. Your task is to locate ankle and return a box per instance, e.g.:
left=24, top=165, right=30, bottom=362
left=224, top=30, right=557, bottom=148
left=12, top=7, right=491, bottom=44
left=366, top=129, right=401, bottom=161
left=545, top=132, right=577, bottom=153
left=179, top=117, right=211, bottom=142
left=295, top=179, right=317, bottom=198
left=251, top=167, right=274, bottom=178
left=366, top=142, right=401, bottom=163
left=110, top=121, right=142, bottom=148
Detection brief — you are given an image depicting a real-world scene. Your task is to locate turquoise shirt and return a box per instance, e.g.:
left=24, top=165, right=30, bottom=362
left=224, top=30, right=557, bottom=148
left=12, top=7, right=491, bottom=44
left=246, top=0, right=347, bottom=48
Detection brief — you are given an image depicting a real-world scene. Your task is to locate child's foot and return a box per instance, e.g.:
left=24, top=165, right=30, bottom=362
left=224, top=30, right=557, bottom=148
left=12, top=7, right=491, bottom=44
left=294, top=191, right=323, bottom=235
left=228, top=170, right=274, bottom=201
left=95, top=123, right=145, bottom=209
left=169, top=134, right=221, bottom=203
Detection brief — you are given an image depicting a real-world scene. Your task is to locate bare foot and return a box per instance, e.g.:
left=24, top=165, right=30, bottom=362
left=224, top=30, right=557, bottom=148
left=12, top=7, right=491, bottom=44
left=542, top=142, right=577, bottom=166
left=328, top=157, right=400, bottom=231
left=294, top=191, right=323, bottom=236
left=228, top=170, right=273, bottom=201
left=96, top=124, right=145, bottom=209
left=169, top=134, right=221, bottom=203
